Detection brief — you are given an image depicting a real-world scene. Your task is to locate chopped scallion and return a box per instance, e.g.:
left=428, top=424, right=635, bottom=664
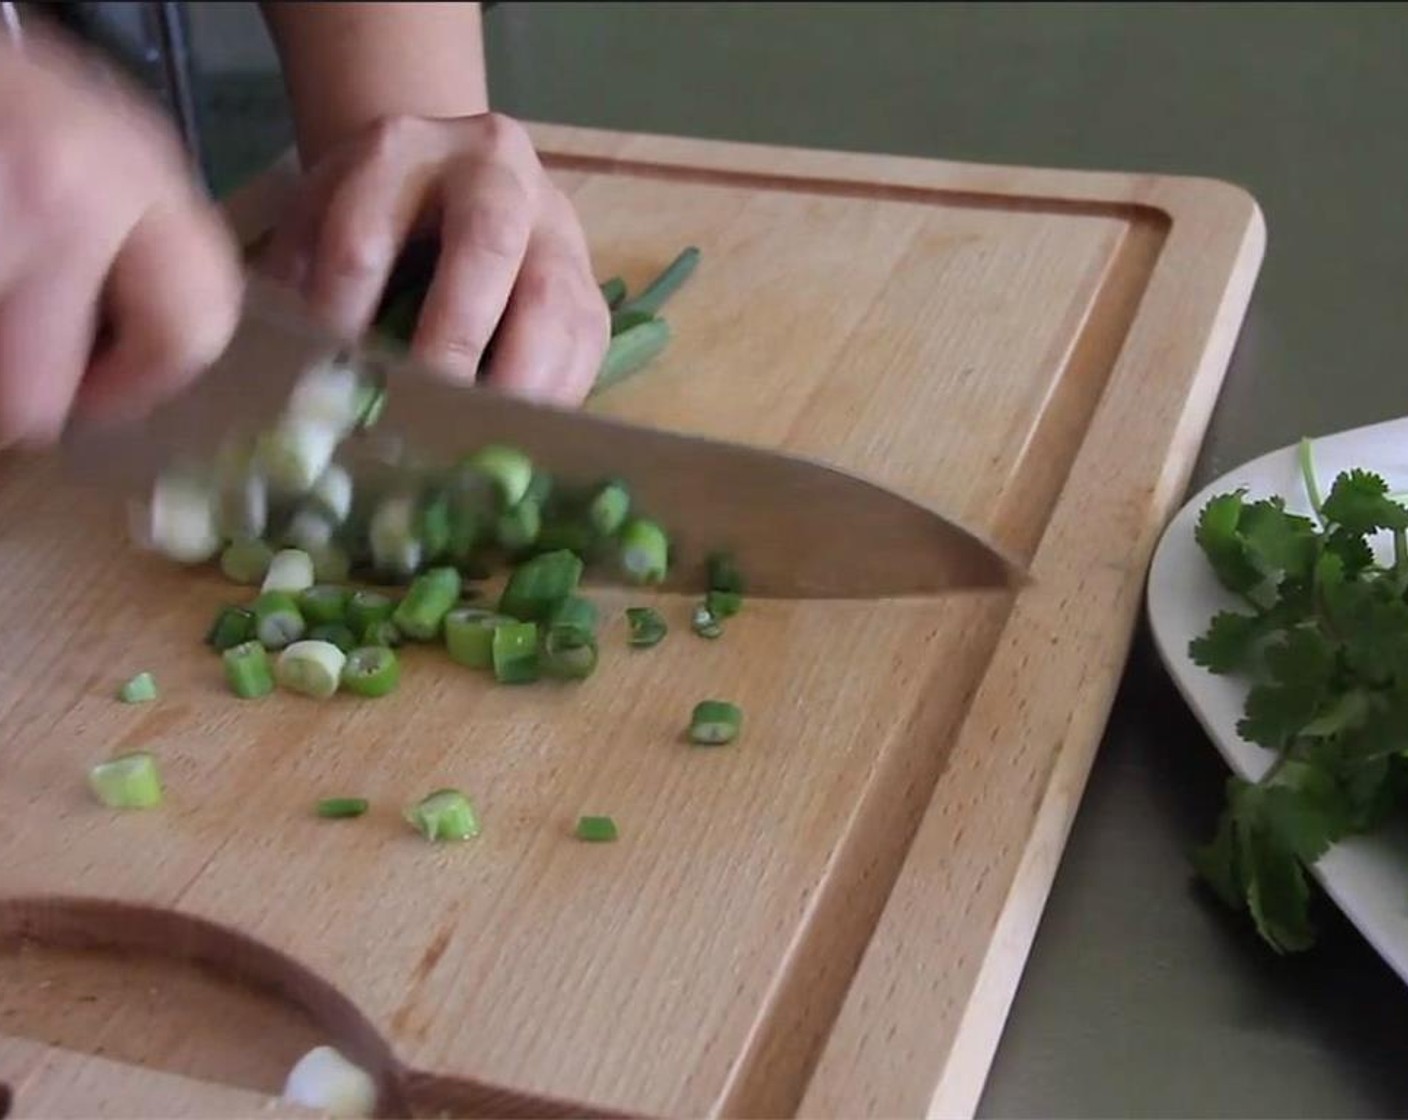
left=223, top=640, right=275, bottom=699
left=117, top=671, right=157, bottom=704
left=492, top=620, right=540, bottom=684
left=706, top=589, right=743, bottom=618
left=626, top=606, right=668, bottom=648
left=498, top=549, right=583, bottom=622
left=220, top=538, right=274, bottom=585
left=309, top=622, right=358, bottom=653
left=689, top=699, right=742, bottom=745
left=404, top=788, right=480, bottom=842
left=276, top=639, right=347, bottom=699
left=495, top=499, right=541, bottom=552
left=88, top=751, right=163, bottom=809
left=575, top=815, right=619, bottom=842
left=262, top=548, right=316, bottom=594
left=316, top=797, right=369, bottom=819
left=149, top=469, right=221, bottom=564
left=298, top=585, right=350, bottom=626
left=252, top=590, right=306, bottom=650
left=392, top=566, right=462, bottom=640
left=207, top=604, right=255, bottom=651
left=463, top=444, right=534, bottom=509
left=444, top=608, right=512, bottom=669
left=691, top=603, right=723, bottom=639
left=346, top=590, right=395, bottom=633
left=341, top=646, right=400, bottom=697
left=619, top=518, right=669, bottom=585
left=587, top=479, right=631, bottom=537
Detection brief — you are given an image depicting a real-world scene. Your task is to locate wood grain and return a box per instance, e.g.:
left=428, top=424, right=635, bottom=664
left=0, top=123, right=1263, bottom=1117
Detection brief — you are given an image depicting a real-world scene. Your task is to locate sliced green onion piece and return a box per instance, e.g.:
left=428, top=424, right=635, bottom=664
left=543, top=629, right=598, bottom=679
left=217, top=469, right=268, bottom=541
left=360, top=618, right=403, bottom=648
left=691, top=603, right=723, bottom=639
left=616, top=246, right=701, bottom=318
left=262, top=548, right=316, bottom=594
left=706, top=589, right=743, bottom=618
left=689, top=699, right=742, bottom=745
left=252, top=590, right=306, bottom=650
left=347, top=590, right=396, bottom=633
left=149, top=469, right=221, bottom=563
left=463, top=444, right=534, bottom=509
left=309, top=543, right=351, bottom=583
left=495, top=499, right=541, bottom=552
left=575, top=815, right=618, bottom=842
left=223, top=640, right=275, bottom=698
left=447, top=497, right=485, bottom=564
left=392, top=565, right=462, bottom=640
left=418, top=490, right=452, bottom=559
left=619, top=518, right=669, bottom=585
left=299, top=585, right=350, bottom=626
left=498, top=549, right=583, bottom=622
left=707, top=551, right=746, bottom=594
left=286, top=359, right=370, bottom=435
left=370, top=493, right=424, bottom=581
left=276, top=639, right=347, bottom=699
left=492, top=621, right=540, bottom=684
left=309, top=622, right=358, bottom=653
left=309, top=463, right=354, bottom=523
left=284, top=507, right=337, bottom=552
left=404, top=788, right=480, bottom=842
left=220, top=538, right=274, bottom=585
left=255, top=417, right=340, bottom=495
left=547, top=595, right=598, bottom=637
left=444, top=608, right=512, bottom=669
left=117, top=671, right=157, bottom=704
left=586, top=479, right=631, bottom=537
left=341, top=645, right=400, bottom=697
left=207, top=604, right=255, bottom=651
left=88, top=750, right=163, bottom=809
left=316, top=797, right=369, bottom=819
left=625, top=606, right=667, bottom=648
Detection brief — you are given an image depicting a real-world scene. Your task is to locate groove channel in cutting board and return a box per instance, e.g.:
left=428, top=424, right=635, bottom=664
left=0, top=122, right=1261, bottom=1120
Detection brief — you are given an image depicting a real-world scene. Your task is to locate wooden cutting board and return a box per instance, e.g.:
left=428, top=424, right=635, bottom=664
left=0, top=123, right=1263, bottom=1119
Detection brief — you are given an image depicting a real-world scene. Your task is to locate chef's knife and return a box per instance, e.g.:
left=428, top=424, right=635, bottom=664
left=57, top=278, right=1027, bottom=599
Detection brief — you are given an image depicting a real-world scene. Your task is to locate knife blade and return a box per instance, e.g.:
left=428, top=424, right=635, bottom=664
left=57, top=278, right=1026, bottom=599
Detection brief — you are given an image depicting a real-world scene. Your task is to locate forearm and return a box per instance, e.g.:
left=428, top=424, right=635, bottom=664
left=259, top=2, right=489, bottom=164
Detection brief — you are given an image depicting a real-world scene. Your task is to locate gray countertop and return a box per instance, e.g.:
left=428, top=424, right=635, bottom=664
left=476, top=3, right=1408, bottom=1116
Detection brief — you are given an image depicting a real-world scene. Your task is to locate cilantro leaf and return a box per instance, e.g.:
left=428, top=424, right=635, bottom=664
left=1235, top=627, right=1335, bottom=749
left=1323, top=577, right=1408, bottom=687
left=1321, top=469, right=1408, bottom=534
left=1323, top=526, right=1376, bottom=577
left=1195, top=491, right=1263, bottom=594
left=1189, top=610, right=1266, bottom=674
left=1239, top=499, right=1318, bottom=585
left=1244, top=822, right=1316, bottom=953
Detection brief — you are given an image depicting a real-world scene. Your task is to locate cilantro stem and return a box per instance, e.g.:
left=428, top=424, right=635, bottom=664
left=1298, top=437, right=1326, bottom=526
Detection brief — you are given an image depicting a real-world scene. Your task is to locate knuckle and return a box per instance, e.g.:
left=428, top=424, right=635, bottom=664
left=457, top=199, right=531, bottom=262
left=3, top=130, right=85, bottom=223
left=476, top=111, right=530, bottom=156
left=320, top=221, right=392, bottom=283
left=362, top=113, right=427, bottom=165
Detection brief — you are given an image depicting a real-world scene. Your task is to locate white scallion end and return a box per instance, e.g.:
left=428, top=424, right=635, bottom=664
left=149, top=471, right=221, bottom=564
left=262, top=548, right=316, bottom=594
left=276, top=640, right=347, bottom=699
left=285, top=509, right=336, bottom=552
left=281, top=1045, right=376, bottom=1118
left=287, top=360, right=369, bottom=436
left=255, top=416, right=340, bottom=496
left=310, top=463, right=354, bottom=523
left=370, top=494, right=423, bottom=579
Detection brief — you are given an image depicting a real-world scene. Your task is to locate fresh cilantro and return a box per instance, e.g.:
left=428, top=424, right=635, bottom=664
left=1186, top=440, right=1408, bottom=953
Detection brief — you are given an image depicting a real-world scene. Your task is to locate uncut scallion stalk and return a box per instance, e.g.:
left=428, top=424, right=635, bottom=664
left=404, top=789, right=480, bottom=842
left=223, top=640, right=275, bottom=698
left=88, top=751, right=163, bottom=809
left=255, top=416, right=340, bottom=495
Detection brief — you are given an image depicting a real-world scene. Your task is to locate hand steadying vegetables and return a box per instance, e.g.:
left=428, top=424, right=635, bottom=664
left=1188, top=438, right=1408, bottom=952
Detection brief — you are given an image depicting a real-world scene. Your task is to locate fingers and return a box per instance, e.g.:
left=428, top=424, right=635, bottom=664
left=0, top=260, right=104, bottom=449
left=303, top=118, right=442, bottom=338
left=75, top=201, right=244, bottom=426
left=470, top=189, right=609, bottom=405
left=409, top=153, right=538, bottom=382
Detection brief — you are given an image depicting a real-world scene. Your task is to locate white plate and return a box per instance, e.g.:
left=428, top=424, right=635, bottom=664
left=1147, top=415, right=1408, bottom=976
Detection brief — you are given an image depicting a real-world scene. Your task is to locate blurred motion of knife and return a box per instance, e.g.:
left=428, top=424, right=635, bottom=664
left=55, top=276, right=1027, bottom=600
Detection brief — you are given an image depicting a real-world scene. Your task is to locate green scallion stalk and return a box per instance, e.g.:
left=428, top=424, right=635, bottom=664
left=615, top=246, right=700, bottom=318
left=117, top=671, right=157, bottom=704
left=691, top=603, right=723, bottom=639
left=625, top=606, right=667, bottom=648
left=88, top=751, right=163, bottom=809
left=463, top=444, right=534, bottom=509
left=498, top=549, right=583, bottom=622
left=444, top=608, right=513, bottom=669
left=298, top=585, right=350, bottom=626
left=220, top=538, right=274, bottom=585
left=262, top=548, right=316, bottom=594
left=255, top=416, right=340, bottom=495
left=347, top=590, right=396, bottom=633
left=276, top=639, right=346, bottom=699
left=404, top=788, right=480, bottom=842
left=316, top=797, right=369, bottom=819
left=222, top=640, right=275, bottom=699
left=599, top=275, right=627, bottom=308
left=619, top=518, right=669, bottom=585
left=575, top=815, right=619, bottom=842
left=340, top=645, right=400, bottom=697
left=689, top=699, right=742, bottom=745
left=492, top=621, right=540, bottom=684
left=586, top=479, right=631, bottom=537
left=309, top=622, right=359, bottom=653
left=252, top=590, right=306, bottom=650
left=207, top=604, right=255, bottom=651
left=707, top=551, right=746, bottom=594
left=592, top=318, right=672, bottom=395
left=360, top=618, right=403, bottom=648
left=392, top=566, right=462, bottom=640
left=706, top=589, right=743, bottom=618
left=543, top=597, right=600, bottom=679
left=495, top=499, right=541, bottom=552
left=418, top=490, right=452, bottom=560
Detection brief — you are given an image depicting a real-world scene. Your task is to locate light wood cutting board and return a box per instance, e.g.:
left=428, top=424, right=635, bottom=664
left=0, top=123, right=1264, bottom=1119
